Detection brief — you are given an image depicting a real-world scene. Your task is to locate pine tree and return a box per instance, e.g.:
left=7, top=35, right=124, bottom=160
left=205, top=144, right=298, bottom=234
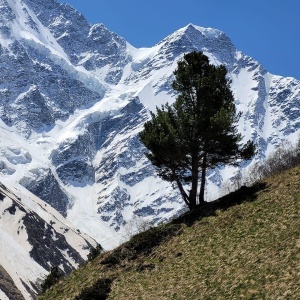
left=41, top=266, right=63, bottom=293
left=140, top=51, right=255, bottom=210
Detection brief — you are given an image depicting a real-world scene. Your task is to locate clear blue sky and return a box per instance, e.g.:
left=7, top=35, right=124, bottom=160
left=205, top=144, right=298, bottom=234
left=58, top=0, right=300, bottom=80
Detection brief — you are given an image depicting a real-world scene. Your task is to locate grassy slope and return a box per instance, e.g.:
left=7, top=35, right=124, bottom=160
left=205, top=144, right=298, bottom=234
left=39, top=166, right=300, bottom=300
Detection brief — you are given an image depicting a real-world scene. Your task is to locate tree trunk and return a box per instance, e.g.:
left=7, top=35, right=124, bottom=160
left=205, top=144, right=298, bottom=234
left=175, top=178, right=190, bottom=208
left=199, top=152, right=207, bottom=205
left=189, top=155, right=199, bottom=210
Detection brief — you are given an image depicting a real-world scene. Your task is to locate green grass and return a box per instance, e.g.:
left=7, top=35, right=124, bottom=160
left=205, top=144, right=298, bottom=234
left=38, top=166, right=300, bottom=300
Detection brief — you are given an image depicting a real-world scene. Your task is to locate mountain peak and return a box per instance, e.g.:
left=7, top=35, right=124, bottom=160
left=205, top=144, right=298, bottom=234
left=168, top=23, right=229, bottom=43
left=183, top=23, right=225, bottom=37
left=156, top=23, right=236, bottom=66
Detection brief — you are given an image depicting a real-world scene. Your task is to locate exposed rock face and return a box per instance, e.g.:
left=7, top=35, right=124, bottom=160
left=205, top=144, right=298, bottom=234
left=19, top=168, right=69, bottom=216
left=23, top=0, right=129, bottom=84
left=0, top=266, right=25, bottom=300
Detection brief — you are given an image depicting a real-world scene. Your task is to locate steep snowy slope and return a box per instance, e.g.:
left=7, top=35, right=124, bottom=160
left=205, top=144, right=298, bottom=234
left=0, top=0, right=299, bottom=262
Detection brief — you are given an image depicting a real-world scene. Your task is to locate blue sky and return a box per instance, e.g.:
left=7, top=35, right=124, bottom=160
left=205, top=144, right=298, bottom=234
left=59, top=0, right=300, bottom=80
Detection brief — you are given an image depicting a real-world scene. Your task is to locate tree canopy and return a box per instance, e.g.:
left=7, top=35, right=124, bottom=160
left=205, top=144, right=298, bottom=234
left=140, top=51, right=255, bottom=210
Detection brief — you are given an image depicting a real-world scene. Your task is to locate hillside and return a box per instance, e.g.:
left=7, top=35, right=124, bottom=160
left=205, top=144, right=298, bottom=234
left=38, top=165, right=300, bottom=299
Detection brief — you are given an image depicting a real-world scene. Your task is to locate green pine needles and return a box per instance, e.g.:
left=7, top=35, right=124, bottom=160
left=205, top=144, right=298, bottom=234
left=140, top=51, right=255, bottom=210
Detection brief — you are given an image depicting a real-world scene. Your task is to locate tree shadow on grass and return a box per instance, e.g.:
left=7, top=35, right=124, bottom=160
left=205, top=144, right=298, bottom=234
left=100, top=182, right=266, bottom=268
left=172, top=181, right=267, bottom=227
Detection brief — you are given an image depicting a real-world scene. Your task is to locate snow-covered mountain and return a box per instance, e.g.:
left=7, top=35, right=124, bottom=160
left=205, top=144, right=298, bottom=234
left=0, top=179, right=97, bottom=300
left=0, top=0, right=299, bottom=297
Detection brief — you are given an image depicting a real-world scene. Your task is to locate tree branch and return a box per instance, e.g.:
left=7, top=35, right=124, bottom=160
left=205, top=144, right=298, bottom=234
left=175, top=178, right=190, bottom=208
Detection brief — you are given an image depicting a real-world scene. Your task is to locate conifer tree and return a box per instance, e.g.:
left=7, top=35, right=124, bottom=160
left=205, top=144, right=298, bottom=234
left=140, top=51, right=255, bottom=210
left=41, top=266, right=63, bottom=293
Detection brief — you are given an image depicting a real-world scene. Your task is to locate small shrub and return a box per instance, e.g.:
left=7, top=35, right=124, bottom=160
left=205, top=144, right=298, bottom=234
left=41, top=266, right=63, bottom=293
left=123, top=215, right=154, bottom=239
left=256, top=141, right=300, bottom=179
left=100, top=247, right=136, bottom=266
left=127, top=224, right=181, bottom=254
left=136, top=263, right=156, bottom=272
left=101, top=224, right=182, bottom=266
left=74, top=277, right=114, bottom=300
left=87, top=244, right=103, bottom=261
left=244, top=137, right=300, bottom=185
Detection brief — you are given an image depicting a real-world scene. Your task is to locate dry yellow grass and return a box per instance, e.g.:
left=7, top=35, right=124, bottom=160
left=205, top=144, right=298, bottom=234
left=39, top=166, right=300, bottom=300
